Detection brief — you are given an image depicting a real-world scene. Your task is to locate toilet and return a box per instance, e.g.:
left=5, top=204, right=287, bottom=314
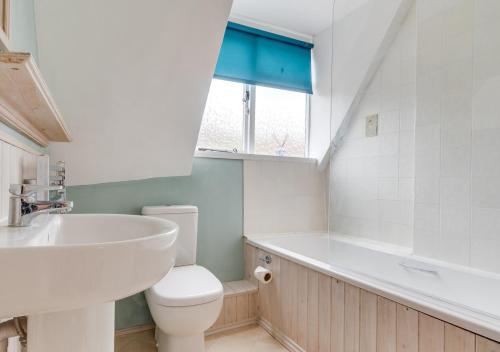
left=142, top=205, right=223, bottom=352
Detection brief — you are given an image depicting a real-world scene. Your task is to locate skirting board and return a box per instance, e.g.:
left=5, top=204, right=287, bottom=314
left=114, top=319, right=258, bottom=338
left=205, top=318, right=257, bottom=336
left=258, top=318, right=305, bottom=352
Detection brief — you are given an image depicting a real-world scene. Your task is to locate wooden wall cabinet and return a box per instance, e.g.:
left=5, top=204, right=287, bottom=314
left=0, top=53, right=71, bottom=147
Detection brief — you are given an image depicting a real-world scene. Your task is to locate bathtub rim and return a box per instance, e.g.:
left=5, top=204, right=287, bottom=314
left=245, top=232, right=500, bottom=343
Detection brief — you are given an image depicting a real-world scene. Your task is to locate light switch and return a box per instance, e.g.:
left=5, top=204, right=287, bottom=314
left=366, top=114, right=379, bottom=137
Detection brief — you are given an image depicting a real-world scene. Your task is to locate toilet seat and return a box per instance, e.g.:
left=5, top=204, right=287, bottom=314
left=148, top=265, right=223, bottom=307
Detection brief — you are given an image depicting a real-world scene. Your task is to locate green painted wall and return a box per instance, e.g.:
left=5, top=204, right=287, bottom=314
left=66, top=157, right=245, bottom=330
left=9, top=0, right=39, bottom=61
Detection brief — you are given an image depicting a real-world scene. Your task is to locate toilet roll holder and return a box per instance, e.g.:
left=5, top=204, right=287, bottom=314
left=259, top=255, right=272, bottom=265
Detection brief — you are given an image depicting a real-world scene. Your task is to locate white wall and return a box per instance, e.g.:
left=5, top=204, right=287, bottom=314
left=244, top=159, right=327, bottom=234
left=330, top=0, right=413, bottom=152
left=309, top=26, right=333, bottom=160
left=36, top=0, right=232, bottom=186
left=331, top=4, right=416, bottom=247
left=310, top=0, right=413, bottom=164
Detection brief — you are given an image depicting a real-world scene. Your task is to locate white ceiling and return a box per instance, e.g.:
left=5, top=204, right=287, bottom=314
left=230, top=0, right=371, bottom=38
left=230, top=0, right=333, bottom=38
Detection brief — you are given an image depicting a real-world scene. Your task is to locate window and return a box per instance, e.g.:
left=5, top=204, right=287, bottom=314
left=197, top=22, right=313, bottom=158
left=197, top=79, right=309, bottom=157
left=197, top=79, right=244, bottom=152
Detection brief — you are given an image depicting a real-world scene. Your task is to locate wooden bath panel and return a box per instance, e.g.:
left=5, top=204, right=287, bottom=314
left=244, top=243, right=500, bottom=352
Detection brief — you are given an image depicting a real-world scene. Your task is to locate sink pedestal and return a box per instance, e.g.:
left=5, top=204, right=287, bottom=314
left=27, top=302, right=115, bottom=352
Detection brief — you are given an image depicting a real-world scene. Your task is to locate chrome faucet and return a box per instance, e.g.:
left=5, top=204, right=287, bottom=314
left=8, top=181, right=74, bottom=227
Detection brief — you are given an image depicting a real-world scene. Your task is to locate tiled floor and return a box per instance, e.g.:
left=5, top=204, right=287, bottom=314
left=206, top=325, right=288, bottom=352
left=115, top=324, right=288, bottom=352
left=115, top=329, right=157, bottom=352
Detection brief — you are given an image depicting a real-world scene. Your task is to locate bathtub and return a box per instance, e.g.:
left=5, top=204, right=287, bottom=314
left=246, top=232, right=500, bottom=342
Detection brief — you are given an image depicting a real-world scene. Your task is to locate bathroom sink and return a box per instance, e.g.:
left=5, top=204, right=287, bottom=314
left=0, top=214, right=178, bottom=319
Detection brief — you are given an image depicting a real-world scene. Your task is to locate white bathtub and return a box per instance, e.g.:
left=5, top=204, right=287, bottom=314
left=246, top=232, right=500, bottom=342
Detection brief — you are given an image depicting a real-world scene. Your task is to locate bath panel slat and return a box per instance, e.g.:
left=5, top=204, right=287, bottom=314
left=289, top=261, right=299, bottom=344
left=307, top=269, right=320, bottom=352
left=280, top=259, right=291, bottom=337
left=360, top=290, right=377, bottom=352
left=249, top=293, right=257, bottom=320
left=257, top=249, right=271, bottom=321
left=297, top=264, right=309, bottom=349
left=224, top=296, right=237, bottom=325
left=419, top=313, right=444, bottom=352
left=396, top=304, right=418, bottom=352
left=377, top=296, right=397, bottom=352
left=331, top=278, right=345, bottom=352
left=476, top=336, right=500, bottom=352
left=270, top=256, right=281, bottom=329
left=345, top=283, right=360, bottom=352
left=319, top=273, right=332, bottom=352
left=236, top=294, right=249, bottom=322
left=444, top=323, right=475, bottom=352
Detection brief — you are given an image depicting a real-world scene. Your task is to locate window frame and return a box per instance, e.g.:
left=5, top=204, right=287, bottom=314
left=199, top=79, right=311, bottom=157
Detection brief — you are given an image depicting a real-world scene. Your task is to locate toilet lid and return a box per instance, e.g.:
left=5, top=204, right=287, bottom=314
left=148, top=265, right=223, bottom=307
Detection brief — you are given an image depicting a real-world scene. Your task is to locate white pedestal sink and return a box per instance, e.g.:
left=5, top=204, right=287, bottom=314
left=0, top=214, right=178, bottom=352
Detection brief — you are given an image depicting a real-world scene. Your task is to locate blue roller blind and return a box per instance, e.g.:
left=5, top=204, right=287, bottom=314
left=214, top=22, right=313, bottom=94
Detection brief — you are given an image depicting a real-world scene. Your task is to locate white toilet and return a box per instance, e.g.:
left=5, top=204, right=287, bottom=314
left=142, top=205, right=223, bottom=352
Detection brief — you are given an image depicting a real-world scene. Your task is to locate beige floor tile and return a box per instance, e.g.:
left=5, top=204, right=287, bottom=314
left=115, top=324, right=287, bottom=352
left=115, top=329, right=157, bottom=352
left=206, top=324, right=288, bottom=352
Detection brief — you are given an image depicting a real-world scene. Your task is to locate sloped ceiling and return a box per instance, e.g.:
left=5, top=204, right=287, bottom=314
left=230, top=0, right=370, bottom=37
left=36, top=0, right=233, bottom=185
left=230, top=0, right=332, bottom=37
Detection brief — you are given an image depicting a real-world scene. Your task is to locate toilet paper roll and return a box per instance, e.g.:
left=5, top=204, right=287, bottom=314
left=254, top=266, right=273, bottom=284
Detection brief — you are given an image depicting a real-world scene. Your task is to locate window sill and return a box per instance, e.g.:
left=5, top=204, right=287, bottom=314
left=194, top=150, right=317, bottom=164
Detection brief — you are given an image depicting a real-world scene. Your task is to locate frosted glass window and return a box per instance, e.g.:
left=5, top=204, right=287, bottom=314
left=197, top=79, right=309, bottom=157
left=254, top=86, right=307, bottom=157
left=197, top=79, right=244, bottom=152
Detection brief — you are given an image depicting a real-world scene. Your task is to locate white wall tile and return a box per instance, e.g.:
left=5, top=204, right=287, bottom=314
left=440, top=178, right=470, bottom=207
left=378, top=178, right=399, bottom=200
left=471, top=177, right=500, bottom=208
left=471, top=207, right=500, bottom=240
left=472, top=78, right=500, bottom=130
left=441, top=206, right=470, bottom=239
left=329, top=0, right=500, bottom=273
left=399, top=178, right=415, bottom=201
left=244, top=160, right=327, bottom=234
left=470, top=238, right=500, bottom=273
left=471, top=129, right=500, bottom=177
left=330, top=5, right=417, bottom=248
left=414, top=203, right=440, bottom=232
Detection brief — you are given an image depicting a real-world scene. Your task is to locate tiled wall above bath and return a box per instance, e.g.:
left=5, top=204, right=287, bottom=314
left=331, top=0, right=500, bottom=274
left=244, top=159, right=328, bottom=234
left=331, top=4, right=417, bottom=247
left=414, top=0, right=500, bottom=273
left=0, top=140, right=43, bottom=224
